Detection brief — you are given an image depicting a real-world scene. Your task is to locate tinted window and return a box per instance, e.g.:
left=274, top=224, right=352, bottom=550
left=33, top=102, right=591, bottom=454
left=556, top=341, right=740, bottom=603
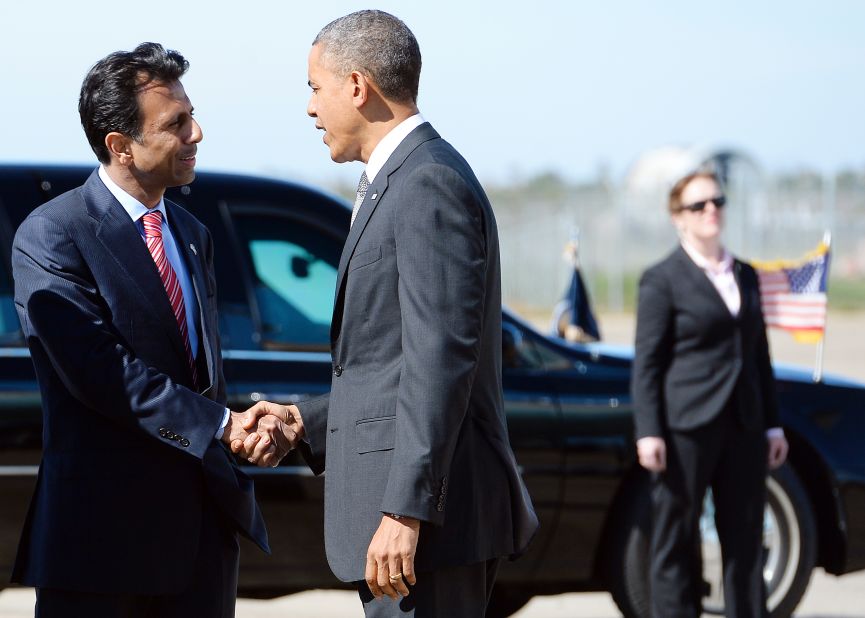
left=0, top=260, right=20, bottom=344
left=233, top=213, right=341, bottom=350
left=0, top=170, right=47, bottom=345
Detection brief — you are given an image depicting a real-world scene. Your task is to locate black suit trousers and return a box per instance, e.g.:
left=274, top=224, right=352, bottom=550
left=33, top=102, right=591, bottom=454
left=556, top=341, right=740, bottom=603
left=35, top=494, right=239, bottom=618
left=650, top=403, right=768, bottom=618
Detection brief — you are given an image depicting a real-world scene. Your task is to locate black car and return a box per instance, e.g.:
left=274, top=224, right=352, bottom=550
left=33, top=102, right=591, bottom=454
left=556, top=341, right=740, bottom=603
left=1, top=164, right=864, bottom=617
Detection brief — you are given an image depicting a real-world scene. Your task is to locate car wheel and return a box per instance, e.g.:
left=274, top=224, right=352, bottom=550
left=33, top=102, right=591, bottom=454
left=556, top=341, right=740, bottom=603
left=701, top=465, right=817, bottom=618
left=606, top=465, right=817, bottom=618
left=486, top=587, right=532, bottom=618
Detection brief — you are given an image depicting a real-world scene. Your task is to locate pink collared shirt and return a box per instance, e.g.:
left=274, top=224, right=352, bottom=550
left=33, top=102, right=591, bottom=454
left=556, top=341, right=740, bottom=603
left=681, top=241, right=740, bottom=317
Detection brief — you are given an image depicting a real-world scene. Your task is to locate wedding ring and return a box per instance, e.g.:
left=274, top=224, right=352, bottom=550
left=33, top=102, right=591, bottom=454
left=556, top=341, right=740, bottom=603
left=389, top=572, right=403, bottom=581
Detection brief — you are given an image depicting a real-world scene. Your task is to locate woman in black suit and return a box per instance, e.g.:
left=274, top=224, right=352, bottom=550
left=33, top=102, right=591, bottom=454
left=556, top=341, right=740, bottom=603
left=632, top=171, right=789, bottom=618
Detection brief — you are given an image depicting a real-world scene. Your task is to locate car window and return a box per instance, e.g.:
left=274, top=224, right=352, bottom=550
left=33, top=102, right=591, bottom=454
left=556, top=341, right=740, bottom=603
left=503, top=322, right=545, bottom=370
left=0, top=260, right=20, bottom=344
left=233, top=213, right=341, bottom=350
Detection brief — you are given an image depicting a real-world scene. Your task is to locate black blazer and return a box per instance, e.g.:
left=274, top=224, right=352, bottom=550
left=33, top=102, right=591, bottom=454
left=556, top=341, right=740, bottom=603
left=11, top=170, right=268, bottom=594
left=631, top=246, right=779, bottom=439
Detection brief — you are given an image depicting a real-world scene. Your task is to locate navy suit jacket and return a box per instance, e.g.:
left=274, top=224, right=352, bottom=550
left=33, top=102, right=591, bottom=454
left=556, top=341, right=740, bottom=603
left=299, top=123, right=538, bottom=582
left=632, top=246, right=780, bottom=439
left=11, top=170, right=268, bottom=594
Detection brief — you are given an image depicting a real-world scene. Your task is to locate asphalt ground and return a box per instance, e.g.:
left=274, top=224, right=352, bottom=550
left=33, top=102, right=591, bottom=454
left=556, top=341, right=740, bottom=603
left=1, top=568, right=863, bottom=617
left=1, top=311, right=862, bottom=616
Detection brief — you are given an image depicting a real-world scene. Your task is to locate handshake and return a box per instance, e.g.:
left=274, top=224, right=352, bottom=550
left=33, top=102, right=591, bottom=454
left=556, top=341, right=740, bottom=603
left=221, top=401, right=304, bottom=467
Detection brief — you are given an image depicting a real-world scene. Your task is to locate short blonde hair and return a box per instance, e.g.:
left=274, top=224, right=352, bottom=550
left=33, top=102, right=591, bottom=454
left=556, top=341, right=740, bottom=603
left=668, top=171, right=721, bottom=214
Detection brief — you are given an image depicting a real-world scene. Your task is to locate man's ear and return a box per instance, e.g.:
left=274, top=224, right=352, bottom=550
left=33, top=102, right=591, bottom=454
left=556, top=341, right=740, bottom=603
left=105, top=132, right=134, bottom=166
left=350, top=70, right=369, bottom=109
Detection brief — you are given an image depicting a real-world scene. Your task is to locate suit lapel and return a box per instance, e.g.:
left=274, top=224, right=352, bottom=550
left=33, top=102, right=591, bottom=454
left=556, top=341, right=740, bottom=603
left=85, top=171, right=190, bottom=365
left=674, top=246, right=736, bottom=321
left=733, top=259, right=752, bottom=323
left=166, top=202, right=216, bottom=395
left=330, top=123, right=440, bottom=342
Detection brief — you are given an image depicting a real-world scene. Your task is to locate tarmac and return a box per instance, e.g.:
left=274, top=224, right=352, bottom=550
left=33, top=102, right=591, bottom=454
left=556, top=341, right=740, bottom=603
left=1, top=568, right=863, bottom=617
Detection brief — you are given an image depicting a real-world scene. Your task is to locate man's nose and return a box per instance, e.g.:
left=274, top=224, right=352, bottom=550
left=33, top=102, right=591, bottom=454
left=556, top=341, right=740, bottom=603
left=190, top=118, right=203, bottom=143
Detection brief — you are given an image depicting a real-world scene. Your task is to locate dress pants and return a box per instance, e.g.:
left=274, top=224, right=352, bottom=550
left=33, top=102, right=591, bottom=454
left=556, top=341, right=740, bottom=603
left=357, top=558, right=500, bottom=617
left=650, top=402, right=768, bottom=618
left=35, top=495, right=239, bottom=618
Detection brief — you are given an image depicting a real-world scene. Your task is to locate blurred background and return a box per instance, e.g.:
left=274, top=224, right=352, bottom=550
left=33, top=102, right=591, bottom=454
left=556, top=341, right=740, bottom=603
left=2, top=0, right=863, bottom=340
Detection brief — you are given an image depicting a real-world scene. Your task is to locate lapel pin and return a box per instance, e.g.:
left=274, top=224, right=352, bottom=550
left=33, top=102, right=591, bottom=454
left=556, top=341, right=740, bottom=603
left=371, top=193, right=378, bottom=200
left=189, top=243, right=197, bottom=256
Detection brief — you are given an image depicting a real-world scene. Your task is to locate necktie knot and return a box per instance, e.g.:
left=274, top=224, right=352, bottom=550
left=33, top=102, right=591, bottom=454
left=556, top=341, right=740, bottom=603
left=143, top=210, right=163, bottom=239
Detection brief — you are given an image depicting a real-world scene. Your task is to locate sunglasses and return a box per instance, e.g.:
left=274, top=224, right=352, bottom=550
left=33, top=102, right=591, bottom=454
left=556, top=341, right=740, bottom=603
left=679, top=195, right=726, bottom=213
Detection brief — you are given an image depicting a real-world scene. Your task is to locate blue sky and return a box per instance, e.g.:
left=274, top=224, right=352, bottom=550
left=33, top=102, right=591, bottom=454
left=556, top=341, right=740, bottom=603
left=1, top=1, right=862, bottom=186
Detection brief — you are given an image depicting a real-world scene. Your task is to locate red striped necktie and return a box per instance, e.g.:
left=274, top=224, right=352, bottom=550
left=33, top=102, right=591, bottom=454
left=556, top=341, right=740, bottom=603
left=142, top=210, right=199, bottom=389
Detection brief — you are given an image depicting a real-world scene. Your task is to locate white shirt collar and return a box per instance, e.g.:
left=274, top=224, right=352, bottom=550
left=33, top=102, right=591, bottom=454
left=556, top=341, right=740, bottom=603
left=681, top=240, right=733, bottom=274
left=98, top=165, right=167, bottom=224
left=365, top=113, right=425, bottom=183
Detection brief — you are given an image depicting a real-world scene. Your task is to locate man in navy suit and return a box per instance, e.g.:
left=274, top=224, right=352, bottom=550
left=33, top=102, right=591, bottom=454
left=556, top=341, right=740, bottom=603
left=11, top=42, right=268, bottom=617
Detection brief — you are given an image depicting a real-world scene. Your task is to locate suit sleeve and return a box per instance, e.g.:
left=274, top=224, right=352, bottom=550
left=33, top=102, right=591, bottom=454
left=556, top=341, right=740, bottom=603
left=297, top=393, right=329, bottom=475
left=632, top=267, right=674, bottom=440
left=379, top=162, right=487, bottom=525
left=746, top=265, right=780, bottom=428
left=12, top=213, right=225, bottom=460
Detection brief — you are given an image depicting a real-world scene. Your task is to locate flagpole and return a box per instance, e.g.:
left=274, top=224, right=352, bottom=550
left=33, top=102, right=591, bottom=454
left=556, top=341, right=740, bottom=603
left=813, top=230, right=831, bottom=383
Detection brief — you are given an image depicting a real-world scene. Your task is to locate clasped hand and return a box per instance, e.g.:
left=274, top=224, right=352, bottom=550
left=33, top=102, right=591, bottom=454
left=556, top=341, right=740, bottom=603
left=221, top=401, right=305, bottom=467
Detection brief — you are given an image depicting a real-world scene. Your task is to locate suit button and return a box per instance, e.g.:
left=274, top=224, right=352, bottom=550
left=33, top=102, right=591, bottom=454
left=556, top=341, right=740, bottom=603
left=333, top=365, right=343, bottom=377
left=436, top=504, right=444, bottom=512
left=180, top=438, right=190, bottom=447
left=159, top=427, right=168, bottom=437
left=166, top=431, right=176, bottom=440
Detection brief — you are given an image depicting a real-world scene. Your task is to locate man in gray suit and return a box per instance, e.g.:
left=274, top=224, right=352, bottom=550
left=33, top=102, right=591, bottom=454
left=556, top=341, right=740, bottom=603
left=235, top=9, right=537, bottom=617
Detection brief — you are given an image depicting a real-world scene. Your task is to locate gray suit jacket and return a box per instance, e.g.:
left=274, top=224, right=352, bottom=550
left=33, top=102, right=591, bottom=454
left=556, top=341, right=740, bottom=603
left=299, top=123, right=537, bottom=582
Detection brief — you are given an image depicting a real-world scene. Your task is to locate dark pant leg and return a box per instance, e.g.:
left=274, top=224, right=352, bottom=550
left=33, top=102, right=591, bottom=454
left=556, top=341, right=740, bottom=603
left=150, top=499, right=240, bottom=618
left=36, top=588, right=152, bottom=618
left=711, top=425, right=768, bottom=618
left=358, top=558, right=500, bottom=618
left=650, top=417, right=727, bottom=618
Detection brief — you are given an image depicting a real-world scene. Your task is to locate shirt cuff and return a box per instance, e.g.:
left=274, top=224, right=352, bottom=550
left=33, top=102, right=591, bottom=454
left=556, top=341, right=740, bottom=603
left=214, top=408, right=231, bottom=440
left=766, top=427, right=785, bottom=439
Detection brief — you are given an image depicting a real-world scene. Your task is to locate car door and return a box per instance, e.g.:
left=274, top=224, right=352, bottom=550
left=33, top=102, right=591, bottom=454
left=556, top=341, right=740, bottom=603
left=545, top=342, right=634, bottom=582
left=0, top=167, right=77, bottom=582
left=212, top=188, right=348, bottom=593
left=496, top=315, right=566, bottom=587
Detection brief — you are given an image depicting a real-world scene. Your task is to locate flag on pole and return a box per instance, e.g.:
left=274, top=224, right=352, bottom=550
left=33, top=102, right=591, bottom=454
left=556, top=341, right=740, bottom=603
left=751, top=239, right=830, bottom=344
left=550, top=235, right=601, bottom=342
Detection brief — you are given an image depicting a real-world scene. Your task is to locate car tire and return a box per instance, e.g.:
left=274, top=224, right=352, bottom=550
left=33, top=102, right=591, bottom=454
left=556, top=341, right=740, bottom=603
left=486, top=587, right=532, bottom=618
left=605, top=465, right=817, bottom=618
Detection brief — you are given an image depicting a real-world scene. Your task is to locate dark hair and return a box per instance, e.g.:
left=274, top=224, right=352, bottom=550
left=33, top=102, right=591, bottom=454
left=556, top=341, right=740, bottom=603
left=78, top=42, right=189, bottom=164
left=668, top=170, right=722, bottom=214
left=313, top=10, right=421, bottom=104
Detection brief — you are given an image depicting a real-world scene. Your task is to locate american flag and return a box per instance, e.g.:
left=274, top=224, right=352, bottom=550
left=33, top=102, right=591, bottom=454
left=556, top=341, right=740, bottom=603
left=753, top=243, right=830, bottom=343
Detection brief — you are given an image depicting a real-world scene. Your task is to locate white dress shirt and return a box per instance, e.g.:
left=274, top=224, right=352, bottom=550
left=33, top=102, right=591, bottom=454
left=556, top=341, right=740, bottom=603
left=365, top=113, right=426, bottom=182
